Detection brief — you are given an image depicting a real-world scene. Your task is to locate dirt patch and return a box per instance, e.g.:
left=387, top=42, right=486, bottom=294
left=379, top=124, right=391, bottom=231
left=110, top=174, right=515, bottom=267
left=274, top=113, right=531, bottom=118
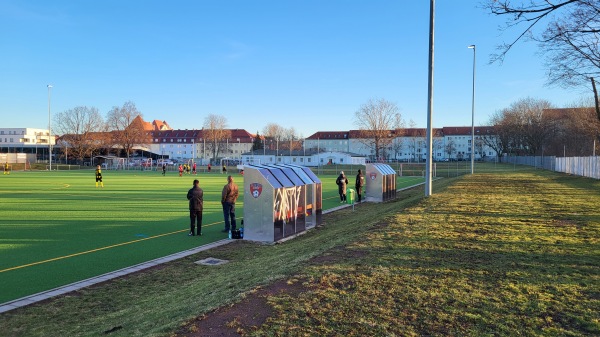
left=172, top=245, right=371, bottom=337
left=173, top=278, right=307, bottom=337
left=308, top=246, right=369, bottom=265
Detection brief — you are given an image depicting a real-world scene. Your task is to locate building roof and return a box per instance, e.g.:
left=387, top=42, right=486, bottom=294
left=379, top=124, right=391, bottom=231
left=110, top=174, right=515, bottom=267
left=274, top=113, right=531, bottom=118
left=305, top=131, right=349, bottom=140
left=153, top=120, right=172, bottom=131
left=151, top=128, right=255, bottom=142
left=441, top=126, right=494, bottom=136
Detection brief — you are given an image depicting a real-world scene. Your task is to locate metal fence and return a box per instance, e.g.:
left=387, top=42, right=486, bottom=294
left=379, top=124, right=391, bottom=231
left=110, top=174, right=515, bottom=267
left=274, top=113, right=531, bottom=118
left=502, top=155, right=600, bottom=179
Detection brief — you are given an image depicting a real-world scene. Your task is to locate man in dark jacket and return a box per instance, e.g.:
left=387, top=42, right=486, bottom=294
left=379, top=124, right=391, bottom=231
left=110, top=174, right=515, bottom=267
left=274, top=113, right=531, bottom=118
left=336, top=171, right=349, bottom=203
left=186, top=179, right=204, bottom=236
left=355, top=169, right=365, bottom=202
left=221, top=175, right=239, bottom=233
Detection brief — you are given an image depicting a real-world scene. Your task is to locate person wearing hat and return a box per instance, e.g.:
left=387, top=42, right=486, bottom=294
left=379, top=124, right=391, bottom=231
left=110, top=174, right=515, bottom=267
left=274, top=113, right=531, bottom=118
left=355, top=169, right=365, bottom=202
left=336, top=171, right=349, bottom=203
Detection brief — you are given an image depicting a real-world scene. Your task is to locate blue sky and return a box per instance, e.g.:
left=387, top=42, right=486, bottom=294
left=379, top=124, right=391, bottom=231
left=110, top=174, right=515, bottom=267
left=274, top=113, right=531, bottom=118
left=0, top=0, right=589, bottom=137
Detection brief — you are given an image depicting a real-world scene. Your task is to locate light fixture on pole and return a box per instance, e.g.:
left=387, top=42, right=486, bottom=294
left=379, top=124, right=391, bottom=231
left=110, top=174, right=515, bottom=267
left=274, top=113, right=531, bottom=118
left=468, top=44, right=476, bottom=175
left=47, top=84, right=53, bottom=171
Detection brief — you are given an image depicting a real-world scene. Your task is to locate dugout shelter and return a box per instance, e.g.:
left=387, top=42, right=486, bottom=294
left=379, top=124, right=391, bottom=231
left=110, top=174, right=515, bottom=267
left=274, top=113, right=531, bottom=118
left=243, top=163, right=322, bottom=243
left=365, top=163, right=397, bottom=202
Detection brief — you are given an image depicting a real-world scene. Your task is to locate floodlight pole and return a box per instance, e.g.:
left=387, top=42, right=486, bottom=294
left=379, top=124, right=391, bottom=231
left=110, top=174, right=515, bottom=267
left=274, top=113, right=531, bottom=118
left=468, top=44, right=476, bottom=175
left=47, top=84, right=53, bottom=171
left=425, top=0, right=435, bottom=197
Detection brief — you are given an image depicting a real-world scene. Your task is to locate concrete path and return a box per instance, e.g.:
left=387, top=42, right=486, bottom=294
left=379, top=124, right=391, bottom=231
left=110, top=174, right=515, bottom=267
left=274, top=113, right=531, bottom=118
left=0, top=202, right=372, bottom=315
left=0, top=239, right=232, bottom=314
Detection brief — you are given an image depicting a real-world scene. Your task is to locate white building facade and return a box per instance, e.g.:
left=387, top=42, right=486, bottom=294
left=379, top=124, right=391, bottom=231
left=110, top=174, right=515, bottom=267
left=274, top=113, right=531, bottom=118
left=0, top=128, right=55, bottom=147
left=304, top=127, right=497, bottom=162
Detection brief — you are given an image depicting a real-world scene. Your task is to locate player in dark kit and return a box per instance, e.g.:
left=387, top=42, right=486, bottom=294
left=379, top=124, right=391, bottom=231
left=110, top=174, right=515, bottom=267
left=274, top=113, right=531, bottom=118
left=95, top=165, right=104, bottom=188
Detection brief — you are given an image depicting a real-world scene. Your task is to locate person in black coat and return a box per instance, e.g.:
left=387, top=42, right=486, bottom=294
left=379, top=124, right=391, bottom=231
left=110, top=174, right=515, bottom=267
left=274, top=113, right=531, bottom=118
left=336, top=171, right=349, bottom=203
left=355, top=169, right=365, bottom=202
left=186, top=179, right=204, bottom=236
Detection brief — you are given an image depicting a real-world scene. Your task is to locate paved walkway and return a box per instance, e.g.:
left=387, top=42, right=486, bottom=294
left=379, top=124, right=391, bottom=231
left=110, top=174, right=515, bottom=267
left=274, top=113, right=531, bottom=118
left=0, top=239, right=233, bottom=314
left=0, top=206, right=356, bottom=314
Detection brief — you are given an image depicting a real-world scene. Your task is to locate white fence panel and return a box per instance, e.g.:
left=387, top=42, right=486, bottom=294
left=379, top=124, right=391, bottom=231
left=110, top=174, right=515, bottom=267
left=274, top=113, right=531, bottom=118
left=555, top=157, right=600, bottom=179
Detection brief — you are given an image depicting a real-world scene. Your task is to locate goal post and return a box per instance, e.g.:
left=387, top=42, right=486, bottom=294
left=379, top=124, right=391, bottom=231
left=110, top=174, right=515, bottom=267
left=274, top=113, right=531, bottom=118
left=45, top=164, right=81, bottom=170
left=399, top=162, right=436, bottom=177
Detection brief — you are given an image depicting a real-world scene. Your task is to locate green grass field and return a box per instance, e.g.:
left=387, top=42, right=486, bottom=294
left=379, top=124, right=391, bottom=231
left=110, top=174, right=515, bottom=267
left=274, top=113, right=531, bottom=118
left=0, top=169, right=424, bottom=303
left=0, top=165, right=598, bottom=336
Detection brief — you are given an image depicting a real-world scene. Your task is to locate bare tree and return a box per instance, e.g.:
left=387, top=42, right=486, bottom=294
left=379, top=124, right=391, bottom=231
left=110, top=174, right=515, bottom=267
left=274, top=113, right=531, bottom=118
left=106, top=101, right=149, bottom=159
left=282, top=127, right=303, bottom=151
left=354, top=98, right=403, bottom=160
left=262, top=123, right=286, bottom=152
left=53, top=106, right=106, bottom=163
left=490, top=97, right=554, bottom=156
left=203, top=114, right=230, bottom=162
left=544, top=104, right=600, bottom=156
left=485, top=109, right=519, bottom=158
left=483, top=0, right=600, bottom=116
left=445, top=139, right=457, bottom=160
left=391, top=136, right=403, bottom=160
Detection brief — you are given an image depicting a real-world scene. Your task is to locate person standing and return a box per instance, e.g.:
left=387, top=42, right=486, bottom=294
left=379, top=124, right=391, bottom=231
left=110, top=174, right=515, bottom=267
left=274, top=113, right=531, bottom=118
left=207, top=163, right=212, bottom=173
left=3, top=162, right=9, bottom=175
left=178, top=164, right=183, bottom=177
left=355, top=169, right=365, bottom=203
left=95, top=165, right=104, bottom=188
left=192, top=162, right=197, bottom=175
left=336, top=171, right=348, bottom=203
left=162, top=163, right=166, bottom=176
left=221, top=175, right=239, bottom=234
left=186, top=179, right=204, bottom=236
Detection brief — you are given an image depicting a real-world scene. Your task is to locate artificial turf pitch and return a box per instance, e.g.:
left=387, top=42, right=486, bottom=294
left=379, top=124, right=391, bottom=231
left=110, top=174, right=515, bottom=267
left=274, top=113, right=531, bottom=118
left=0, top=169, right=424, bottom=303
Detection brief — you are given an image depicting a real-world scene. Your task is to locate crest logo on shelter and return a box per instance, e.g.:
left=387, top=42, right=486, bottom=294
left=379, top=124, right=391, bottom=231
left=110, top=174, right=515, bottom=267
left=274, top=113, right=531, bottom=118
left=250, top=183, right=262, bottom=198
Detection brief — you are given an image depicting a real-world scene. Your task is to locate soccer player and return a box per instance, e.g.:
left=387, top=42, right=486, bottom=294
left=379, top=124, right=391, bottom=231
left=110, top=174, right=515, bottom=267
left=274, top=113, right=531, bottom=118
left=3, top=162, right=9, bottom=175
left=95, top=165, right=104, bottom=188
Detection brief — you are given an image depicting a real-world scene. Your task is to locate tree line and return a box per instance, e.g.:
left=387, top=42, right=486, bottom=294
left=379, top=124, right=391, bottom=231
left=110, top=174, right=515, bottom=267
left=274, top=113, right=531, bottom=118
left=53, top=101, right=308, bottom=164
left=482, top=97, right=600, bottom=157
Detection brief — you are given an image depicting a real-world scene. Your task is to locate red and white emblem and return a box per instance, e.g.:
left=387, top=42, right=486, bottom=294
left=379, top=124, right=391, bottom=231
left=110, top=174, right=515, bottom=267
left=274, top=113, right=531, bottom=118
left=250, top=183, right=263, bottom=198
left=369, top=172, right=377, bottom=180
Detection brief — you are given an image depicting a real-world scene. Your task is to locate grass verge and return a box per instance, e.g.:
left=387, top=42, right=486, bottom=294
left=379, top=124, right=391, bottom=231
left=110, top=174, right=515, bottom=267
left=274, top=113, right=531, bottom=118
left=1, top=169, right=599, bottom=336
